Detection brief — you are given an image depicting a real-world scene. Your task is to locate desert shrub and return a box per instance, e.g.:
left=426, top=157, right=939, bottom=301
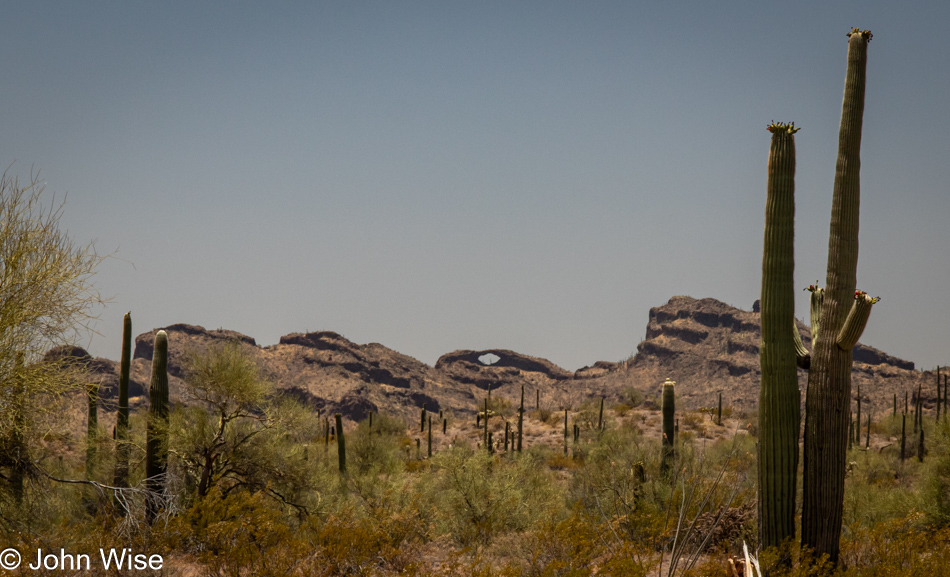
left=545, top=451, right=581, bottom=471
left=487, top=395, right=515, bottom=419
left=740, top=410, right=759, bottom=437
left=165, top=487, right=314, bottom=577
left=920, top=418, right=950, bottom=526
left=312, top=498, right=429, bottom=576
left=348, top=418, right=405, bottom=476
left=570, top=425, right=666, bottom=547
left=838, top=514, right=950, bottom=576
left=364, top=411, right=408, bottom=437
left=612, top=402, right=632, bottom=417
left=426, top=446, right=559, bottom=548
left=622, top=386, right=646, bottom=408
left=574, top=422, right=757, bottom=571
left=841, top=444, right=922, bottom=529
left=495, top=504, right=651, bottom=577
left=681, top=411, right=705, bottom=431
left=573, top=397, right=605, bottom=432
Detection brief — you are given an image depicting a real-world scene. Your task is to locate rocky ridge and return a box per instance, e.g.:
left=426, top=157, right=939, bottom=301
left=66, top=296, right=937, bottom=423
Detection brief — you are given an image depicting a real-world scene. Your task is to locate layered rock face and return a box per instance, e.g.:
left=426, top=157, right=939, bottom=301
left=627, top=296, right=919, bottom=412
left=71, top=296, right=930, bottom=421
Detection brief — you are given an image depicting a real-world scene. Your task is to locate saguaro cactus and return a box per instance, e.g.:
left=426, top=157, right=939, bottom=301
left=114, top=312, right=132, bottom=489
left=802, top=29, right=879, bottom=564
left=145, top=330, right=169, bottom=524
left=563, top=408, right=568, bottom=456
left=758, top=121, right=801, bottom=552
left=661, top=378, right=676, bottom=475
left=86, top=382, right=99, bottom=480
left=717, top=392, right=723, bottom=426
left=855, top=387, right=862, bottom=445
left=900, top=413, right=907, bottom=462
left=484, top=398, right=490, bottom=451
left=336, top=414, right=346, bottom=474
left=517, top=384, right=524, bottom=453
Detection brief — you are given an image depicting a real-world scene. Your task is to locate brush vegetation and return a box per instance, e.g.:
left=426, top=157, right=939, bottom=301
left=2, top=342, right=949, bottom=577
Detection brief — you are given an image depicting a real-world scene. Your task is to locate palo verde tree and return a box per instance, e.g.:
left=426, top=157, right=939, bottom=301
left=171, top=340, right=320, bottom=510
left=0, top=169, right=106, bottom=510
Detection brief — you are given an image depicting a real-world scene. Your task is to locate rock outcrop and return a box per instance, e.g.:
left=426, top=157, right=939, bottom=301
left=627, top=296, right=922, bottom=412
left=63, top=295, right=927, bottom=422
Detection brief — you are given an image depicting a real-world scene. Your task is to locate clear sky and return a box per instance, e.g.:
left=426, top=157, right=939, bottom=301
left=3, top=2, right=948, bottom=372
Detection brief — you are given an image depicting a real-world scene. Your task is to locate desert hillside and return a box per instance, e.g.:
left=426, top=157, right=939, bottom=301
left=62, top=296, right=938, bottom=423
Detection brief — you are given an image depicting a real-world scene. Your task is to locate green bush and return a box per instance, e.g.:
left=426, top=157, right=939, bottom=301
left=426, top=446, right=559, bottom=548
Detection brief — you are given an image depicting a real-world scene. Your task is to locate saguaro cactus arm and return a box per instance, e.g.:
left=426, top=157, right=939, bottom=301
left=836, top=291, right=880, bottom=350
left=806, top=285, right=824, bottom=346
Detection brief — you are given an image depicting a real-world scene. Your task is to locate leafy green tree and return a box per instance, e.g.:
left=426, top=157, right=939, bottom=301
left=0, top=170, right=106, bottom=509
left=171, top=341, right=320, bottom=511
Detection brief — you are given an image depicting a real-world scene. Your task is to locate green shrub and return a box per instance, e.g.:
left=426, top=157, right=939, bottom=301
left=426, top=446, right=559, bottom=548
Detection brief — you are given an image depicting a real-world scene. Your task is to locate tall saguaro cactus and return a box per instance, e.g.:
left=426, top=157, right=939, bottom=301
left=114, top=312, right=132, bottom=489
left=145, top=330, right=169, bottom=524
left=802, top=29, right=878, bottom=564
left=661, top=378, right=676, bottom=475
left=758, top=122, right=801, bottom=552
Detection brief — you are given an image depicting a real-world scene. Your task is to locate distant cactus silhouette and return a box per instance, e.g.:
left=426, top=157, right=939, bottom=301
left=661, top=379, right=675, bottom=475
left=336, top=414, right=346, bottom=474
left=114, top=312, right=131, bottom=489
left=145, top=330, right=169, bottom=524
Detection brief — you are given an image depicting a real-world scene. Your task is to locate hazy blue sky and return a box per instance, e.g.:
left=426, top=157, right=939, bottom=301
left=3, top=2, right=948, bottom=372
